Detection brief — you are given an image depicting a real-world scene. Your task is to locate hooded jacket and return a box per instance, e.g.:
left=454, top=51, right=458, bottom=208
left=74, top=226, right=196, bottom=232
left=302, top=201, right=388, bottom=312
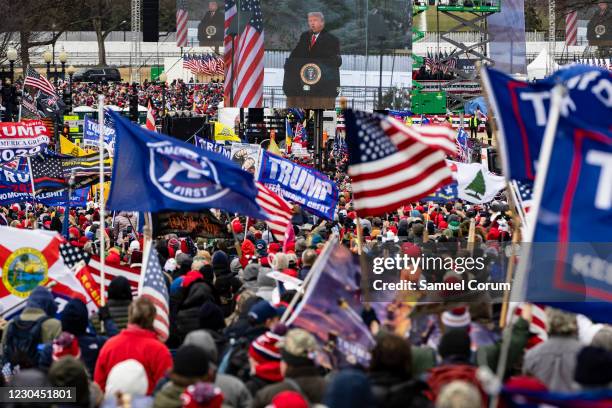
left=94, top=324, right=172, bottom=395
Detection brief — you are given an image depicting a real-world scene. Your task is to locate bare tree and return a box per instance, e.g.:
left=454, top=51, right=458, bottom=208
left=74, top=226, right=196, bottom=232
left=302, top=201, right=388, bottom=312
left=82, top=0, right=130, bottom=66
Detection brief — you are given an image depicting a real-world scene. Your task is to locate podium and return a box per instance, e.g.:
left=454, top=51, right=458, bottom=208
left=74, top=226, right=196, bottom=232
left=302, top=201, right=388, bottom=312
left=283, top=57, right=340, bottom=109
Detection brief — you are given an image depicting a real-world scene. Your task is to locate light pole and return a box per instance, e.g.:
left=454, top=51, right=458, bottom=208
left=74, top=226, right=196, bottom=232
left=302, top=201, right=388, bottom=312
left=43, top=50, right=52, bottom=79
left=66, top=65, right=76, bottom=111
left=58, top=50, right=68, bottom=83
left=7, top=48, right=17, bottom=83
left=159, top=72, right=167, bottom=117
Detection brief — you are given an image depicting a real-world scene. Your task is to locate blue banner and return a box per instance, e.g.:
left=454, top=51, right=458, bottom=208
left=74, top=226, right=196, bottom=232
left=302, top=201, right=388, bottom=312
left=107, top=111, right=264, bottom=218
left=523, top=116, right=612, bottom=323
left=424, top=182, right=458, bottom=203
left=286, top=239, right=374, bottom=367
left=258, top=150, right=338, bottom=220
left=37, top=187, right=90, bottom=207
left=0, top=165, right=31, bottom=205
left=83, top=111, right=116, bottom=153
left=195, top=136, right=231, bottom=159
left=482, top=65, right=612, bottom=181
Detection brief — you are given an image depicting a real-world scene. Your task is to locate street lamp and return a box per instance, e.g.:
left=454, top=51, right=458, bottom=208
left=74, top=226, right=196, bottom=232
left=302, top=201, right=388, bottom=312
left=6, top=48, right=17, bottom=82
left=43, top=50, right=52, bottom=78
left=59, top=50, right=68, bottom=79
left=159, top=73, right=167, bottom=117
left=66, top=65, right=76, bottom=98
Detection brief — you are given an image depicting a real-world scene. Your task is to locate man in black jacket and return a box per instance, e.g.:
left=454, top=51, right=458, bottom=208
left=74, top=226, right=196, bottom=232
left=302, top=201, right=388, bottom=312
left=285, top=12, right=342, bottom=108
left=198, top=1, right=224, bottom=49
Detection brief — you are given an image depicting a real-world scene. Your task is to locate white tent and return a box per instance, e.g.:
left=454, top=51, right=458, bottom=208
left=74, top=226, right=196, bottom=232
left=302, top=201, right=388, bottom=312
left=527, top=48, right=559, bottom=80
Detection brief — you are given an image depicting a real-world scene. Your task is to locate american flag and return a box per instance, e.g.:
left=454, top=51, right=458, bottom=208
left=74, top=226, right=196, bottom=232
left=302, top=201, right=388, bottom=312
left=139, top=242, right=170, bottom=342
left=224, top=0, right=264, bottom=107
left=512, top=179, right=533, bottom=213
left=176, top=0, right=189, bottom=47
left=293, top=122, right=307, bottom=147
left=24, top=66, right=56, bottom=96
left=511, top=303, right=548, bottom=348
left=255, top=181, right=292, bottom=241
left=565, top=11, right=577, bottom=46
left=456, top=127, right=469, bottom=163
left=345, top=109, right=456, bottom=216
left=60, top=243, right=142, bottom=297
left=30, top=151, right=66, bottom=193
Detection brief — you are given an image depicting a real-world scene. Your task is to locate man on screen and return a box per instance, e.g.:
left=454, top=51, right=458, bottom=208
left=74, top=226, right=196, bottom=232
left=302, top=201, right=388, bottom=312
left=198, top=1, right=224, bottom=48
left=284, top=12, right=342, bottom=108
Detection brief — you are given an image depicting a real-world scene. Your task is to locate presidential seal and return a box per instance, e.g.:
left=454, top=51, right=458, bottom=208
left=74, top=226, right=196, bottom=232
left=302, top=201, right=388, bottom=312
left=148, top=141, right=230, bottom=203
left=205, top=25, right=217, bottom=38
left=595, top=24, right=606, bottom=37
left=300, top=63, right=322, bottom=89
left=2, top=248, right=48, bottom=297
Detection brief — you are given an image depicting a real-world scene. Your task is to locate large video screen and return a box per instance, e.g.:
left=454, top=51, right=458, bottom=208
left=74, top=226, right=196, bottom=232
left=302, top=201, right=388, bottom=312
left=180, top=1, right=412, bottom=109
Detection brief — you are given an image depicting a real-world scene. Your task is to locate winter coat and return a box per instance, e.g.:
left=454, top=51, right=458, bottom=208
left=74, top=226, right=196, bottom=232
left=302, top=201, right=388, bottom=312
left=252, top=365, right=327, bottom=408
left=369, top=371, right=432, bottom=408
left=94, top=324, right=172, bottom=395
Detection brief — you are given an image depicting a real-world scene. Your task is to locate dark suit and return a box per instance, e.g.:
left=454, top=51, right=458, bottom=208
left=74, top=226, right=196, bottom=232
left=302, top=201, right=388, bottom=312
left=284, top=29, right=342, bottom=106
left=198, top=11, right=224, bottom=47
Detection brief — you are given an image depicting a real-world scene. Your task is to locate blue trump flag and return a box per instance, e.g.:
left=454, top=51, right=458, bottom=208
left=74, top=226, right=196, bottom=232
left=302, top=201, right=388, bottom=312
left=258, top=150, right=338, bottom=220
left=0, top=165, right=32, bottom=205
left=521, top=115, right=612, bottom=323
left=194, top=136, right=231, bottom=160
left=286, top=237, right=374, bottom=367
left=107, top=111, right=264, bottom=218
left=481, top=65, right=611, bottom=181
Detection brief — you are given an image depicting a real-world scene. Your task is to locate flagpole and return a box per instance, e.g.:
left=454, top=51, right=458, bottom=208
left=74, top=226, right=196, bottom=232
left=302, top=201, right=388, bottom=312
left=26, top=156, right=37, bottom=211
left=98, top=94, right=107, bottom=306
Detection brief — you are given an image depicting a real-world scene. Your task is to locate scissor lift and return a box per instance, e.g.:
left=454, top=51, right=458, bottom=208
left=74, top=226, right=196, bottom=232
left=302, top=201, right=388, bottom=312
left=436, top=0, right=501, bottom=109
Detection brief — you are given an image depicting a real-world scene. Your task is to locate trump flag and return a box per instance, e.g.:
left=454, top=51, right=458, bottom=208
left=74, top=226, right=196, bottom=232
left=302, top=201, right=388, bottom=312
left=521, top=116, right=612, bottom=323
left=107, top=112, right=264, bottom=218
left=481, top=65, right=611, bottom=182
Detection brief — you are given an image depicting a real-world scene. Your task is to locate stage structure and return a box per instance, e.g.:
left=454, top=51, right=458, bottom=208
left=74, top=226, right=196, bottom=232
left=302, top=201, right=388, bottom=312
left=435, top=0, right=501, bottom=109
left=130, top=0, right=142, bottom=82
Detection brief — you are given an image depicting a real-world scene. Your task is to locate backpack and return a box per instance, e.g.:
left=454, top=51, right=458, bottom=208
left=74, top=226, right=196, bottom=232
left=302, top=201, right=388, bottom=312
left=218, top=337, right=251, bottom=382
left=3, top=316, right=49, bottom=369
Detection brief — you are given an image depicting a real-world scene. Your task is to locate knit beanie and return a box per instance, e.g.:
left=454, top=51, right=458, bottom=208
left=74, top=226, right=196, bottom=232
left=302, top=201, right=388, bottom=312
left=438, top=328, right=471, bottom=360
left=60, top=298, right=89, bottom=336
left=173, top=345, right=210, bottom=378
left=180, top=382, right=224, bottom=408
left=574, top=346, right=612, bottom=386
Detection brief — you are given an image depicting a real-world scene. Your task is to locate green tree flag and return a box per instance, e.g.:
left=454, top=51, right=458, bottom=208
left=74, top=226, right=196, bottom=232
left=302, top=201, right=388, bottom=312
left=464, top=169, right=486, bottom=200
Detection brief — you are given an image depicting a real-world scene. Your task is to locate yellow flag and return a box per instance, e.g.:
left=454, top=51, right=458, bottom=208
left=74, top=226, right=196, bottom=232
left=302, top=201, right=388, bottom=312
left=60, top=136, right=87, bottom=157
left=213, top=121, right=240, bottom=142
left=268, top=130, right=282, bottom=155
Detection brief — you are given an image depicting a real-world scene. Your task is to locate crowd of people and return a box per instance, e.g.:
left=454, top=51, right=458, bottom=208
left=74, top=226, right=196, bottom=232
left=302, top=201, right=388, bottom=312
left=2, top=77, right=224, bottom=122
left=0, top=163, right=610, bottom=408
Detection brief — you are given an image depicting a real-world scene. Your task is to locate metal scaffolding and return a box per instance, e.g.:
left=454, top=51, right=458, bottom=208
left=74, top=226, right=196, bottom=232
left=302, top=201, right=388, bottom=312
left=435, top=0, right=501, bottom=109
left=130, top=0, right=142, bottom=82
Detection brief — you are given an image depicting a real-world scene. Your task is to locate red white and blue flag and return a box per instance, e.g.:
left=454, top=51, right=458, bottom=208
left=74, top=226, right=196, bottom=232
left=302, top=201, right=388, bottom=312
left=224, top=0, right=264, bottom=107
left=139, top=242, right=170, bottom=342
left=255, top=181, right=292, bottom=242
left=344, top=109, right=457, bottom=216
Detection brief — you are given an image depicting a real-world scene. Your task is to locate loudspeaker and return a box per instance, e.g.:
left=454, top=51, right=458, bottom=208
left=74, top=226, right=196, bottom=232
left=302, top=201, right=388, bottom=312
left=142, top=0, right=159, bottom=42
left=162, top=116, right=211, bottom=142
left=247, top=108, right=264, bottom=123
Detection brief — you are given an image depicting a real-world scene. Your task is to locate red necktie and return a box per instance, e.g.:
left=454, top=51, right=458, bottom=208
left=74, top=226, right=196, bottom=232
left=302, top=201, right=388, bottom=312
left=310, top=34, right=316, bottom=49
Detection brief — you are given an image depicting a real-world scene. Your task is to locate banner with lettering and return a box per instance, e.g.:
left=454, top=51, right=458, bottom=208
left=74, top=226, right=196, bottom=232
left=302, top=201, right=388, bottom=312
left=195, top=136, right=231, bottom=160
left=83, top=113, right=116, bottom=155
left=0, top=120, right=50, bottom=163
left=258, top=150, right=338, bottom=219
left=230, top=143, right=261, bottom=175
left=152, top=211, right=231, bottom=238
